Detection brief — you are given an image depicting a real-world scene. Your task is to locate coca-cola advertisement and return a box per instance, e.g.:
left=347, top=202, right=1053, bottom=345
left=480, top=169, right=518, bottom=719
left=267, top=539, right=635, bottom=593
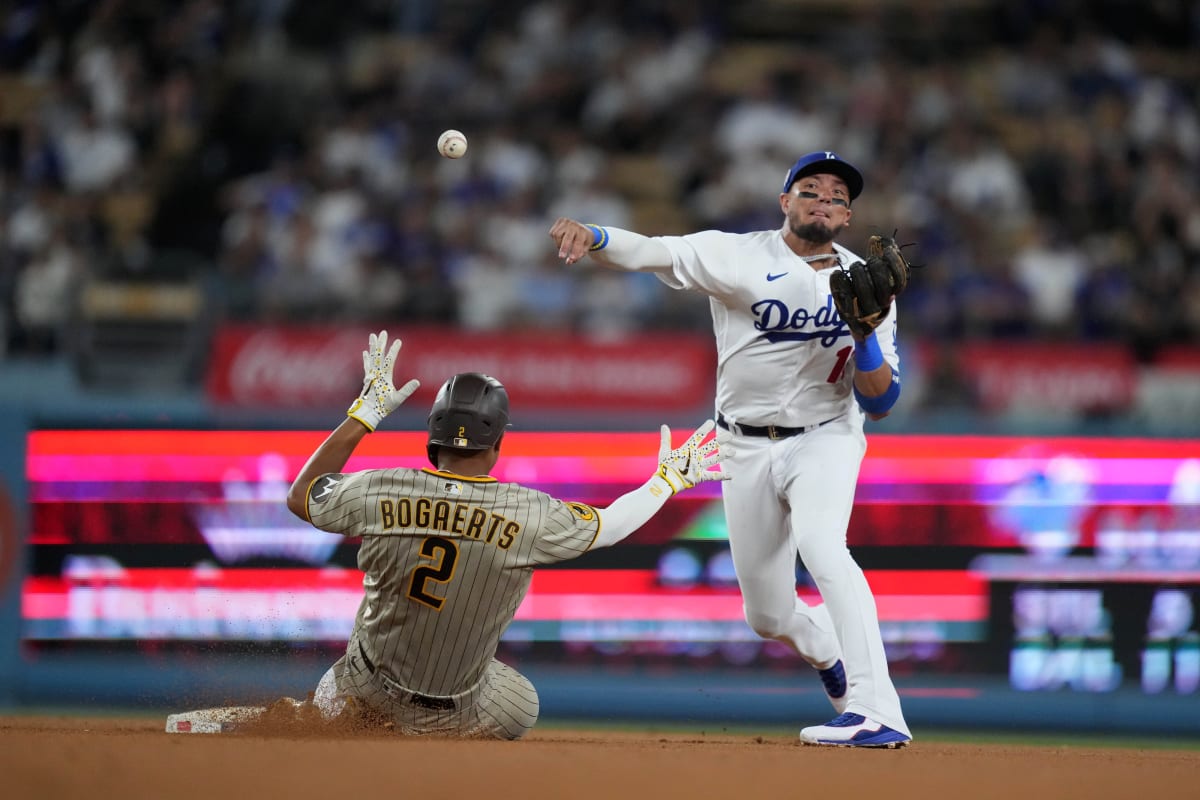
left=205, top=324, right=716, bottom=411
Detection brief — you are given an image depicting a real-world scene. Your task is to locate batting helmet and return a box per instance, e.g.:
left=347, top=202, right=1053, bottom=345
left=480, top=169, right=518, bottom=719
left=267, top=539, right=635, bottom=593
left=426, top=372, right=510, bottom=467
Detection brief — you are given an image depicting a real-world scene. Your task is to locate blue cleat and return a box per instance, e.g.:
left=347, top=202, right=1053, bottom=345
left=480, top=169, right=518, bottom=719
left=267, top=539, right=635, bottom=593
left=817, top=659, right=848, bottom=713
left=800, top=712, right=911, bottom=748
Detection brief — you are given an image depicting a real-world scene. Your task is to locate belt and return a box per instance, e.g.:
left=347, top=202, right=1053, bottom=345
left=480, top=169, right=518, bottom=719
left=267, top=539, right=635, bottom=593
left=358, top=641, right=457, bottom=711
left=716, top=412, right=837, bottom=440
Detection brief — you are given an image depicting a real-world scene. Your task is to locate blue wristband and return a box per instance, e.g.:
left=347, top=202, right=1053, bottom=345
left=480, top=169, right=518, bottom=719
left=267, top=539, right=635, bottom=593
left=855, top=376, right=902, bottom=415
left=854, top=333, right=884, bottom=372
left=585, top=224, right=609, bottom=251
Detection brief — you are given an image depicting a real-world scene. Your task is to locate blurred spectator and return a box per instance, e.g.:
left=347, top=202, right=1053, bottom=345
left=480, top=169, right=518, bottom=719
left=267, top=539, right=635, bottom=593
left=0, top=0, right=1195, bottom=384
left=258, top=210, right=331, bottom=320
left=1011, top=221, right=1090, bottom=337
left=713, top=70, right=833, bottom=161
left=449, top=237, right=519, bottom=332
left=939, top=120, right=1031, bottom=227
left=13, top=224, right=85, bottom=352
left=56, top=103, right=135, bottom=192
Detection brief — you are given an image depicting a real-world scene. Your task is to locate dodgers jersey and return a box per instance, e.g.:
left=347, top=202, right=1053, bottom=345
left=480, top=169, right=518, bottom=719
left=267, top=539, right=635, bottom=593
left=305, top=467, right=600, bottom=696
left=655, top=229, right=900, bottom=428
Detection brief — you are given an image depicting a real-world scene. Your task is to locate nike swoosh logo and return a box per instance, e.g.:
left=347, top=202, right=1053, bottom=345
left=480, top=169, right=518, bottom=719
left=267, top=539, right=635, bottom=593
left=766, top=272, right=789, bottom=281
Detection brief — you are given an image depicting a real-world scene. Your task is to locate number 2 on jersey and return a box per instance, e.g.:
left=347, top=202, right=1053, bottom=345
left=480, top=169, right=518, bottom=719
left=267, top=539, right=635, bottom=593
left=407, top=535, right=459, bottom=610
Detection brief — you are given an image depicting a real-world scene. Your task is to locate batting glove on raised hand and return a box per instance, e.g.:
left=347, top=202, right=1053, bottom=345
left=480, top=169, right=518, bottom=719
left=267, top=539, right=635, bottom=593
left=347, top=330, right=420, bottom=432
left=656, top=419, right=731, bottom=495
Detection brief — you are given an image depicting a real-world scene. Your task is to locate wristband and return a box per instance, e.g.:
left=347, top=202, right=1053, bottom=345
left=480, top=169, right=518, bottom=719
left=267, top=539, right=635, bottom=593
left=854, top=375, right=901, bottom=415
left=584, top=224, right=609, bottom=251
left=347, top=396, right=381, bottom=432
left=853, top=332, right=884, bottom=372
left=652, top=468, right=682, bottom=497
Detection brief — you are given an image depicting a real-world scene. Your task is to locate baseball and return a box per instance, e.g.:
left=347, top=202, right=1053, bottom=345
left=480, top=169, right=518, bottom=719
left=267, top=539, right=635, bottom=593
left=437, top=129, right=468, bottom=159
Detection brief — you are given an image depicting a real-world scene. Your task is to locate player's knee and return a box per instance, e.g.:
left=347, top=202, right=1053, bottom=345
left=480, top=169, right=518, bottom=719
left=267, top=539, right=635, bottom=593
left=519, top=684, right=540, bottom=733
left=796, top=547, right=857, bottom=589
left=744, top=608, right=789, bottom=641
left=488, top=673, right=539, bottom=740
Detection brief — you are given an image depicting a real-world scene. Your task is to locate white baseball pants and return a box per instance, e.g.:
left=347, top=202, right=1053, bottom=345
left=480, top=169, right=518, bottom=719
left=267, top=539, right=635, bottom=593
left=719, top=418, right=910, bottom=735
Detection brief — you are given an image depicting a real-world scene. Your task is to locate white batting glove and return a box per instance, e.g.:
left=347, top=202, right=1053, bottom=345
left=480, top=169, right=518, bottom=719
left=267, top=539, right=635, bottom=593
left=656, top=419, right=730, bottom=495
left=346, top=330, right=420, bottom=432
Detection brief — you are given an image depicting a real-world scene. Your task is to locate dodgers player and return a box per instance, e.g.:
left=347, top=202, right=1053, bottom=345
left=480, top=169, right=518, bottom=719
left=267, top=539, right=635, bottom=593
left=549, top=151, right=911, bottom=747
left=285, top=331, right=727, bottom=739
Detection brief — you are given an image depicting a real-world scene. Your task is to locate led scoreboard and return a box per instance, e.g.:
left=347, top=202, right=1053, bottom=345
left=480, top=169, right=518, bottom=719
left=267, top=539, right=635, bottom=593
left=21, top=430, right=1200, bottom=696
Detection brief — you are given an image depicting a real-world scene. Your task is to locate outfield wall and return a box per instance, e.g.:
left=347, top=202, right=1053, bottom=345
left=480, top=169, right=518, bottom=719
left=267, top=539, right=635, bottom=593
left=1, top=361, right=1199, bottom=738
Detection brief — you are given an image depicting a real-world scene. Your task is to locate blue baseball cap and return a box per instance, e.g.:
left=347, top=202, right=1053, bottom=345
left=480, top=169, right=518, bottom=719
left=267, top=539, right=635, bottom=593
left=782, top=151, right=863, bottom=200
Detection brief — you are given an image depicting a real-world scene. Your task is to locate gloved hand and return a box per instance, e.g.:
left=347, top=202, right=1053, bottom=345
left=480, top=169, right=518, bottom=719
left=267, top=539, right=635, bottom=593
left=829, top=233, right=914, bottom=339
left=347, top=330, right=420, bottom=432
left=656, top=419, right=731, bottom=494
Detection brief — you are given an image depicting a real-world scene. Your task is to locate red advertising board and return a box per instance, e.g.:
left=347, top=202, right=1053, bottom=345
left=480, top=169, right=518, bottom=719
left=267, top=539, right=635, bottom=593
left=205, top=324, right=715, bottom=411
left=912, top=340, right=1137, bottom=412
left=1154, top=345, right=1200, bottom=371
left=949, top=342, right=1138, bottom=414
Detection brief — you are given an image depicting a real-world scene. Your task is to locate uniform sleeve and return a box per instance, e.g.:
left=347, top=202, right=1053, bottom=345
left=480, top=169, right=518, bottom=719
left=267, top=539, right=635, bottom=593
left=522, top=497, right=602, bottom=566
left=876, top=300, right=901, bottom=375
left=305, top=471, right=369, bottom=535
left=655, top=230, right=740, bottom=297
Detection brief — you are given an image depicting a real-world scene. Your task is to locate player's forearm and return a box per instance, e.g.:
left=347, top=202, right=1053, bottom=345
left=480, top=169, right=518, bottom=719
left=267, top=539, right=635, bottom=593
left=853, top=363, right=893, bottom=396
left=587, top=226, right=674, bottom=272
left=591, top=473, right=676, bottom=548
left=851, top=332, right=901, bottom=419
left=285, top=418, right=369, bottom=519
left=551, top=217, right=674, bottom=272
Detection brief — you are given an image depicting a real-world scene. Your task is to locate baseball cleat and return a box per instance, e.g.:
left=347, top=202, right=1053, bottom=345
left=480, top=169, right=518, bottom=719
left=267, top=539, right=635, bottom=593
left=817, top=659, right=848, bottom=713
left=799, top=712, right=911, bottom=748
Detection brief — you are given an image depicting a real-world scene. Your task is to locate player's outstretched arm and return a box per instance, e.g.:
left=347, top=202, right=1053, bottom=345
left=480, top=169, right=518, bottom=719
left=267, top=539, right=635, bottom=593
left=590, top=420, right=731, bottom=549
left=549, top=217, right=674, bottom=271
left=285, top=330, right=419, bottom=520
left=346, top=330, right=421, bottom=432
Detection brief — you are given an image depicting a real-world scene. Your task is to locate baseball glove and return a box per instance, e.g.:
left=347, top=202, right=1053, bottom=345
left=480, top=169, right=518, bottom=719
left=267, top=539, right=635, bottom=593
left=830, top=234, right=913, bottom=339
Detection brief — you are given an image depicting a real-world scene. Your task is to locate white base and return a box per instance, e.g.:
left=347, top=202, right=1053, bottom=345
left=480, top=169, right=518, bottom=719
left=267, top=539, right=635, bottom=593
left=165, top=705, right=265, bottom=734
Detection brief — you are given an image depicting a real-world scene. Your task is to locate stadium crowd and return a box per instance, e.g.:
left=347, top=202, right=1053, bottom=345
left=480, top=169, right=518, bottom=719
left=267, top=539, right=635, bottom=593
left=1, top=0, right=1198, bottom=363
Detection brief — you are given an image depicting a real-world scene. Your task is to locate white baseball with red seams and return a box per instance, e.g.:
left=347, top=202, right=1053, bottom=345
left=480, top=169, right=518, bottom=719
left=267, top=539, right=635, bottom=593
left=437, top=129, right=468, bottom=158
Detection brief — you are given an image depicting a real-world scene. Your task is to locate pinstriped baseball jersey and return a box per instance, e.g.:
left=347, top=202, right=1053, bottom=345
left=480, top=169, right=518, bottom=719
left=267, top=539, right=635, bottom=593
left=306, top=467, right=600, bottom=697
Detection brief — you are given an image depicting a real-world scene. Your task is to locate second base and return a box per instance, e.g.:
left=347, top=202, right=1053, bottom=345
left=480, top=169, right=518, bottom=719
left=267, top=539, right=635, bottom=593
left=165, top=705, right=265, bottom=734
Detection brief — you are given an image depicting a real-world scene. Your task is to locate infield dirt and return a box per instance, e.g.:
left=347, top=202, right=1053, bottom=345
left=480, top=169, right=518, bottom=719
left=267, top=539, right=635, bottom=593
left=2, top=715, right=1197, bottom=799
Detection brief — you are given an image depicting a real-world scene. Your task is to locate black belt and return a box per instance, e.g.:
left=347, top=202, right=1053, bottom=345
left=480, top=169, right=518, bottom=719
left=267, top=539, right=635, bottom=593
left=358, top=641, right=457, bottom=711
left=716, top=412, right=837, bottom=440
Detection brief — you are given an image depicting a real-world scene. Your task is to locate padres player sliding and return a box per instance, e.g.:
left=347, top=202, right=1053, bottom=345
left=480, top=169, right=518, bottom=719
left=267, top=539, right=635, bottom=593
left=284, top=330, right=727, bottom=739
left=549, top=151, right=911, bottom=747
